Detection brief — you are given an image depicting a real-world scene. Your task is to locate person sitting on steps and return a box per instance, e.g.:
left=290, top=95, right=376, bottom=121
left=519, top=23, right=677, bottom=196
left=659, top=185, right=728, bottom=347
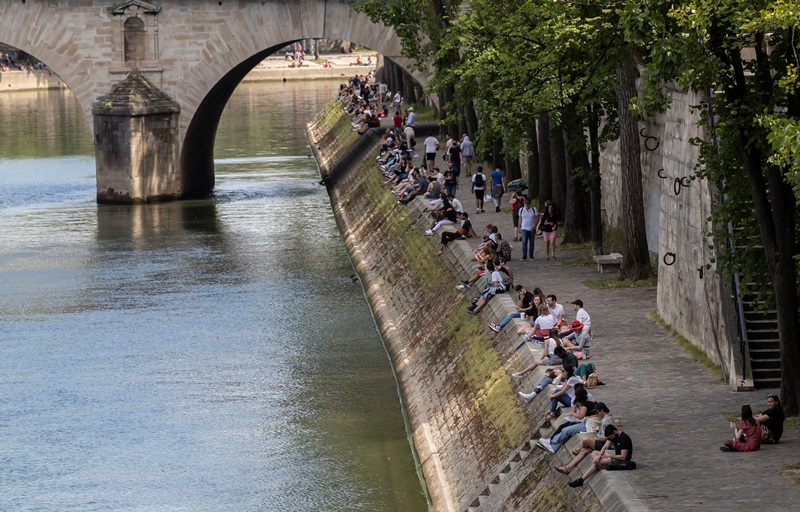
left=467, top=261, right=506, bottom=315
left=568, top=425, right=635, bottom=488
left=489, top=284, right=536, bottom=333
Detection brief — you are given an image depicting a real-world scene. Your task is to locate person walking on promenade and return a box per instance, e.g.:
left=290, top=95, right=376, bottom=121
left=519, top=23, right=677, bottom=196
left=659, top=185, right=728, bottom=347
left=471, top=166, right=487, bottom=214
left=423, top=133, right=439, bottom=171
left=461, top=134, right=475, bottom=176
left=519, top=198, right=538, bottom=260
left=539, top=202, right=559, bottom=260
left=490, top=166, right=506, bottom=213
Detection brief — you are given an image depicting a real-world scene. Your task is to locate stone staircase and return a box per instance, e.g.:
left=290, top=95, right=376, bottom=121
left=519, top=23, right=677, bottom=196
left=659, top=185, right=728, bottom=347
left=740, top=288, right=782, bottom=389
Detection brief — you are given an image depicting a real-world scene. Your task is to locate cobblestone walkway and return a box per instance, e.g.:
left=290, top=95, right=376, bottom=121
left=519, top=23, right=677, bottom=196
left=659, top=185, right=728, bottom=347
left=441, top=184, right=800, bottom=510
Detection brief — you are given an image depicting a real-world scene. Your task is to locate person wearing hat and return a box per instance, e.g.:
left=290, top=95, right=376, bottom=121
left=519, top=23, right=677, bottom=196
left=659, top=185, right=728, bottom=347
left=519, top=197, right=539, bottom=259
left=406, top=106, right=415, bottom=128
left=567, top=425, right=635, bottom=487
left=561, top=319, right=591, bottom=359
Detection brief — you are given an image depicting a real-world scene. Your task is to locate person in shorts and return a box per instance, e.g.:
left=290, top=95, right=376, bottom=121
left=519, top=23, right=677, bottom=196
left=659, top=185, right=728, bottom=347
left=471, top=166, right=486, bottom=213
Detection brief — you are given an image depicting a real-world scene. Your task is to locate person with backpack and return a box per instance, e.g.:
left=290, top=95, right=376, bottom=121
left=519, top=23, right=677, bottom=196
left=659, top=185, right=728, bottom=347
left=472, top=166, right=487, bottom=214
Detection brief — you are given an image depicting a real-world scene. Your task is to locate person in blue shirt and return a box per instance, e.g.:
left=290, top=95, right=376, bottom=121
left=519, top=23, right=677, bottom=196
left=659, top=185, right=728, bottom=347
left=490, top=166, right=507, bottom=213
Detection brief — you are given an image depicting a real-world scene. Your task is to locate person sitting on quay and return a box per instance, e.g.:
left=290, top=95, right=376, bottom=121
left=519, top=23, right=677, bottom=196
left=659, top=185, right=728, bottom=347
left=513, top=294, right=544, bottom=336
left=537, top=387, right=600, bottom=454
left=425, top=194, right=458, bottom=235
left=397, top=175, right=429, bottom=205
left=568, top=425, right=635, bottom=487
left=489, top=284, right=536, bottom=333
left=466, top=261, right=508, bottom=315
left=511, top=328, right=566, bottom=378
left=554, top=403, right=616, bottom=475
left=497, top=257, right=514, bottom=289
left=517, top=367, right=560, bottom=402
left=542, top=364, right=582, bottom=419
left=495, top=232, right=512, bottom=261
left=562, top=320, right=591, bottom=359
left=436, top=211, right=477, bottom=256
left=446, top=193, right=464, bottom=214
left=720, top=405, right=762, bottom=452
left=563, top=299, right=592, bottom=337
left=546, top=294, right=567, bottom=329
left=391, top=168, right=418, bottom=198
left=755, top=394, right=785, bottom=444
left=475, top=239, right=498, bottom=266
left=520, top=304, right=556, bottom=343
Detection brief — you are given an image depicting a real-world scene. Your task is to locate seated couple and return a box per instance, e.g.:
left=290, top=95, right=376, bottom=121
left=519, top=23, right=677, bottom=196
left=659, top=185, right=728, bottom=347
left=457, top=258, right=513, bottom=292
left=537, top=388, right=608, bottom=454
left=720, top=396, right=785, bottom=452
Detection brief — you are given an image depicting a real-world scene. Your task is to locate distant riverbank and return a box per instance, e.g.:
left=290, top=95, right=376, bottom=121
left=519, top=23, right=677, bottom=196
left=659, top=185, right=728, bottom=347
left=0, top=54, right=377, bottom=93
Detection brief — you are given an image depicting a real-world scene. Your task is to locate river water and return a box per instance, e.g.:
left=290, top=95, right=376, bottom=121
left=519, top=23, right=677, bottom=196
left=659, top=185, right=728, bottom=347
left=0, top=82, right=427, bottom=511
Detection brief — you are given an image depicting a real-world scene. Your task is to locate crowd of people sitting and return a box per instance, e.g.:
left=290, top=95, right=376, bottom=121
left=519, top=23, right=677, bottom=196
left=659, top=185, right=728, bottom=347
left=342, top=75, right=788, bottom=491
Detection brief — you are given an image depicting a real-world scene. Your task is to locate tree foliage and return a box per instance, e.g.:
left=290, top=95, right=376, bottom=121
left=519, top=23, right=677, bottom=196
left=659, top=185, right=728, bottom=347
left=622, top=0, right=800, bottom=412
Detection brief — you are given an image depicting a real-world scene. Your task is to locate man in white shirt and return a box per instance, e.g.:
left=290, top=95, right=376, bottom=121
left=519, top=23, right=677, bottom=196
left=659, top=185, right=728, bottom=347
left=519, top=198, right=539, bottom=260
left=546, top=294, right=566, bottom=327
left=570, top=299, right=591, bottom=333
left=424, top=134, right=439, bottom=171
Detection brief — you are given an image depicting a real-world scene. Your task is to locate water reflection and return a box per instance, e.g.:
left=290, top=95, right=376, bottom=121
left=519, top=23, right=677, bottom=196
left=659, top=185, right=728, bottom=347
left=0, top=80, right=427, bottom=511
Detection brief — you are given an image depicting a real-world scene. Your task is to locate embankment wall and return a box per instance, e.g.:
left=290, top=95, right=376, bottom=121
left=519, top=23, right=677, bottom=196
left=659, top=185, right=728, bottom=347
left=0, top=63, right=372, bottom=93
left=0, top=70, right=67, bottom=92
left=308, top=104, right=609, bottom=512
left=599, top=86, right=740, bottom=385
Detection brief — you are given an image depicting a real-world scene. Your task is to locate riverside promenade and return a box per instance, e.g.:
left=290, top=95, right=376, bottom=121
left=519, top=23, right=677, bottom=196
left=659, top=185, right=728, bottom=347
left=403, top=150, right=800, bottom=509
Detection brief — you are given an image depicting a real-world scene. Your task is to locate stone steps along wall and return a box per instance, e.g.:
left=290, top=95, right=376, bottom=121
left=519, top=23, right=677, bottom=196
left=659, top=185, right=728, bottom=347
left=597, top=84, right=740, bottom=387
left=307, top=103, right=612, bottom=512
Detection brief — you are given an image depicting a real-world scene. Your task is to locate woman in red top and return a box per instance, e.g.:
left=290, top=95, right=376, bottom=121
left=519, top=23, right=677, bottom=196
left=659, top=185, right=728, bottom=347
left=721, top=405, right=761, bottom=452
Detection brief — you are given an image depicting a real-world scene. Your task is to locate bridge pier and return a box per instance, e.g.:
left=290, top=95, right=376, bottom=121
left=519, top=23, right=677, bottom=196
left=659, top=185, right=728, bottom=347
left=92, top=72, right=182, bottom=204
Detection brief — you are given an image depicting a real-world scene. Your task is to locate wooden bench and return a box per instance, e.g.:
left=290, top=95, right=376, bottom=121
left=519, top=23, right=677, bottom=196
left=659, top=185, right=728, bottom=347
left=592, top=253, right=623, bottom=273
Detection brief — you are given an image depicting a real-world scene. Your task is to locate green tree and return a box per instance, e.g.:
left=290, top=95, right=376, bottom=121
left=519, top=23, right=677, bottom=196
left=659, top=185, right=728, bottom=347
left=622, top=0, right=800, bottom=413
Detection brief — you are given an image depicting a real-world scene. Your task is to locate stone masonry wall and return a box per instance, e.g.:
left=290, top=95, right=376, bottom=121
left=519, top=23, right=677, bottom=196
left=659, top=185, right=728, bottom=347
left=599, top=85, right=739, bottom=382
left=308, top=106, right=610, bottom=512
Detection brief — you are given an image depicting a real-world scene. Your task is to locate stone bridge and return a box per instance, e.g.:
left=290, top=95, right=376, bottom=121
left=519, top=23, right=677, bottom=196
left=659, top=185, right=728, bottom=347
left=0, top=0, right=424, bottom=202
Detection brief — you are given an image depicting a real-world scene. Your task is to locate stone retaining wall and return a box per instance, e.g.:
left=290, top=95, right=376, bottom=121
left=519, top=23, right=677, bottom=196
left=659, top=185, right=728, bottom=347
left=308, top=105, right=614, bottom=511
left=599, top=85, right=740, bottom=385
left=0, top=70, right=67, bottom=92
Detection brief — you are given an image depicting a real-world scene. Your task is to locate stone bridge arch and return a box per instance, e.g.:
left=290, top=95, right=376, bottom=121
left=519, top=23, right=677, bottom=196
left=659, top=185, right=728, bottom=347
left=0, top=0, right=427, bottom=203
